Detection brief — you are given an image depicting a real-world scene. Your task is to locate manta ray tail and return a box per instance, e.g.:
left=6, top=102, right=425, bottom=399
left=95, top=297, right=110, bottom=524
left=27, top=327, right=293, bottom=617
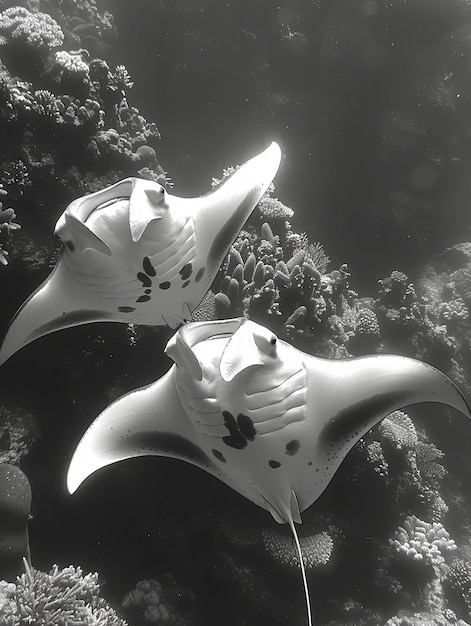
left=261, top=490, right=313, bottom=625
left=288, top=517, right=313, bottom=626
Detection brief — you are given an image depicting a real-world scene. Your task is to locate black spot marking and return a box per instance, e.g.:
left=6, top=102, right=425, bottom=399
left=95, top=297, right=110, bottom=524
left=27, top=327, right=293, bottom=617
left=195, top=267, right=205, bottom=282
left=118, top=306, right=136, bottom=313
left=137, top=272, right=152, bottom=288
left=180, top=263, right=193, bottom=280
left=144, top=289, right=152, bottom=295
left=182, top=280, right=190, bottom=289
left=285, top=439, right=300, bottom=456
left=308, top=461, right=313, bottom=466
left=269, top=460, right=281, bottom=469
left=237, top=414, right=256, bottom=441
left=143, top=256, right=156, bottom=276
left=212, top=449, right=227, bottom=463
left=159, top=281, right=171, bottom=290
left=222, top=411, right=247, bottom=449
left=136, top=295, right=151, bottom=303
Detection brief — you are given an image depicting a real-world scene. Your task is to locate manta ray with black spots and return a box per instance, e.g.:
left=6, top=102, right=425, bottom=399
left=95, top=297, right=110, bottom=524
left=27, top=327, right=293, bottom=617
left=67, top=317, right=471, bottom=626
left=0, top=142, right=281, bottom=366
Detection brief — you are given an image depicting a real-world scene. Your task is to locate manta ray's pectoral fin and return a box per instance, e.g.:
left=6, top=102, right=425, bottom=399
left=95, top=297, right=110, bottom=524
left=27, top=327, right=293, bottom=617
left=0, top=261, right=117, bottom=366
left=307, top=353, right=471, bottom=480
left=67, top=368, right=221, bottom=495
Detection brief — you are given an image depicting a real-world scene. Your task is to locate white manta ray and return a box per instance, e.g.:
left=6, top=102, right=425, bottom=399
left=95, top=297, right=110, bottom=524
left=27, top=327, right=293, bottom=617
left=67, top=318, right=471, bottom=626
left=0, top=142, right=281, bottom=365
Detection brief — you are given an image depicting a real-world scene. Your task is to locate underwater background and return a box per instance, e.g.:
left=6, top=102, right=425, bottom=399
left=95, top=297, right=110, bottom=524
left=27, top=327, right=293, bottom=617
left=2, top=0, right=471, bottom=625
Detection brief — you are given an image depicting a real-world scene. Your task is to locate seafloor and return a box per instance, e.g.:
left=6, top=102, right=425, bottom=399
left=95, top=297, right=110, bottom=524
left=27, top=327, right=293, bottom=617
left=2, top=1, right=471, bottom=625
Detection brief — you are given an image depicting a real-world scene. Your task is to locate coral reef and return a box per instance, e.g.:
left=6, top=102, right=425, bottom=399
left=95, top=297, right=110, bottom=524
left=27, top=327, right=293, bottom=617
left=0, top=464, right=31, bottom=581
left=0, top=0, right=163, bottom=268
left=0, top=404, right=39, bottom=465
left=0, top=559, right=127, bottom=625
left=0, top=183, right=19, bottom=265
left=389, top=515, right=456, bottom=569
left=122, top=578, right=193, bottom=625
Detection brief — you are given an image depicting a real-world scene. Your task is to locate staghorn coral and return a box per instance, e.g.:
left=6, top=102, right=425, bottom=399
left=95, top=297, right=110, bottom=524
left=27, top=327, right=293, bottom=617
left=0, top=559, right=127, bottom=625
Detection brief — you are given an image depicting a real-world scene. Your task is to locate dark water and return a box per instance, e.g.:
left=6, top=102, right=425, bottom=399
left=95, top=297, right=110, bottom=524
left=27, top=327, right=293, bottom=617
left=2, top=1, right=471, bottom=626
left=112, top=0, right=471, bottom=290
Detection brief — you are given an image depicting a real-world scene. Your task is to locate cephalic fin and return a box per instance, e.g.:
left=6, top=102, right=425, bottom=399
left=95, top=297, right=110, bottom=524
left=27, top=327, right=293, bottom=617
left=129, top=180, right=167, bottom=243
left=64, top=213, right=111, bottom=256
left=220, top=320, right=266, bottom=382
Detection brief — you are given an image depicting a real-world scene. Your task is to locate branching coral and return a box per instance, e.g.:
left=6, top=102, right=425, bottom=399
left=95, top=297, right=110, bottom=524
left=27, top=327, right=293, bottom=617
left=0, top=559, right=127, bottom=625
left=208, top=181, right=355, bottom=357
left=0, top=7, right=63, bottom=50
left=0, top=184, right=19, bottom=266
left=379, top=411, right=418, bottom=451
left=444, top=558, right=471, bottom=622
left=0, top=1, right=164, bottom=270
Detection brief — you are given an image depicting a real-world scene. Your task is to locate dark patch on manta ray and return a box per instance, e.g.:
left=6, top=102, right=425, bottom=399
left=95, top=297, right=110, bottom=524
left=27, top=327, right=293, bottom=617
left=159, top=281, right=171, bottom=290
left=222, top=411, right=257, bottom=449
left=195, top=267, right=205, bottom=282
left=179, top=263, right=192, bottom=280
left=182, top=280, right=190, bottom=289
left=123, top=431, right=213, bottom=468
left=137, top=272, right=152, bottom=288
left=208, top=190, right=255, bottom=266
left=285, top=439, right=300, bottom=456
left=237, top=414, right=256, bottom=441
left=29, top=310, right=110, bottom=340
left=212, top=449, right=226, bottom=463
left=269, top=460, right=281, bottom=468
left=319, top=390, right=411, bottom=448
left=118, top=306, right=136, bottom=313
left=136, top=295, right=151, bottom=303
left=143, top=256, right=156, bottom=277
left=222, top=411, right=247, bottom=449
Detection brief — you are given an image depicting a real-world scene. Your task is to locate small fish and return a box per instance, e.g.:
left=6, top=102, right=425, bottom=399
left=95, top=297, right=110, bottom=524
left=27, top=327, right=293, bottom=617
left=0, top=143, right=281, bottom=366
left=67, top=318, right=471, bottom=626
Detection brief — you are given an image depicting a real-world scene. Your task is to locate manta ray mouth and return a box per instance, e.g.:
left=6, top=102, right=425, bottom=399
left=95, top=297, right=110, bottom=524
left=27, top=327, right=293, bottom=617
left=92, top=196, right=130, bottom=214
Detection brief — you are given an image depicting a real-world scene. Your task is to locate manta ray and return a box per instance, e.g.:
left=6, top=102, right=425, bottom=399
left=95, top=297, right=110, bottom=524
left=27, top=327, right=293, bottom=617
left=0, top=142, right=281, bottom=366
left=67, top=317, right=471, bottom=626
